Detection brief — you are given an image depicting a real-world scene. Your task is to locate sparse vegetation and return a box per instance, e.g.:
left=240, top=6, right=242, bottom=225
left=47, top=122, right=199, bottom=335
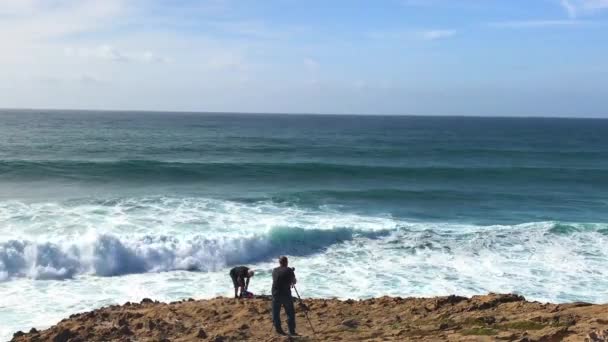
left=462, top=327, right=498, bottom=336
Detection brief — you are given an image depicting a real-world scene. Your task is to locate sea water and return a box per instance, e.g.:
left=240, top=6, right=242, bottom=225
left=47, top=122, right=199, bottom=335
left=1, top=110, right=607, bottom=338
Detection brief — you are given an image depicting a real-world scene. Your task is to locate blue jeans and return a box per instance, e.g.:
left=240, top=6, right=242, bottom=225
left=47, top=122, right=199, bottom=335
left=272, top=295, right=296, bottom=334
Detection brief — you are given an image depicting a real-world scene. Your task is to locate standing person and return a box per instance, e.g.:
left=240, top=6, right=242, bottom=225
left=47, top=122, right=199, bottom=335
left=229, top=266, right=254, bottom=298
left=271, top=256, right=297, bottom=336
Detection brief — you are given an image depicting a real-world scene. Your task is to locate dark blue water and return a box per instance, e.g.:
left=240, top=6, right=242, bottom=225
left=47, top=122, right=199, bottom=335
left=1, top=109, right=607, bottom=225
left=2, top=110, right=608, bottom=338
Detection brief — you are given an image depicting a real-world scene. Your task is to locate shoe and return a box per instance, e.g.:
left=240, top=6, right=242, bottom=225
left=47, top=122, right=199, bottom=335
left=289, top=332, right=299, bottom=336
left=275, top=329, right=287, bottom=335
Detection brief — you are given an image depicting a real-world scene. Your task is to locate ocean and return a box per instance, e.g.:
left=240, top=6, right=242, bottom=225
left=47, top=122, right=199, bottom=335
left=1, top=110, right=607, bottom=338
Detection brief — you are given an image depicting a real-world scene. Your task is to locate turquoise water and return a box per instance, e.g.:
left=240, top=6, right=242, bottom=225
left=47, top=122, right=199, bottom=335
left=1, top=110, right=607, bottom=338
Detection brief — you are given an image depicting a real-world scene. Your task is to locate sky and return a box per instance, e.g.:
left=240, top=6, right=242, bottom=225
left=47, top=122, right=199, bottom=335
left=0, top=0, right=607, bottom=117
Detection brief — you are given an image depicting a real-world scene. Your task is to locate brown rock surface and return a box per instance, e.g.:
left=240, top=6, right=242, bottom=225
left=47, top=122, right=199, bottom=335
left=11, top=293, right=608, bottom=341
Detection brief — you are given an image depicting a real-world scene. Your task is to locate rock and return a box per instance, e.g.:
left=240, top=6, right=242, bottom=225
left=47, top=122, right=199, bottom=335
left=52, top=328, right=74, bottom=342
left=29, top=328, right=39, bottom=334
left=341, top=319, right=359, bottom=328
left=468, top=293, right=526, bottom=311
left=496, top=332, right=517, bottom=340
left=196, top=328, right=208, bottom=338
left=118, top=325, right=132, bottom=335
left=480, top=316, right=496, bottom=324
left=141, top=298, right=154, bottom=304
left=7, top=294, right=608, bottom=341
left=436, top=295, right=468, bottom=307
left=587, top=331, right=599, bottom=341
left=12, top=331, right=25, bottom=338
left=211, top=335, right=226, bottom=342
left=570, top=302, right=593, bottom=307
left=586, top=330, right=608, bottom=342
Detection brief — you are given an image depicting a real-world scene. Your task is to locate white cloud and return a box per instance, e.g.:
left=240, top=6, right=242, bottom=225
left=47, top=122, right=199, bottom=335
left=64, top=45, right=168, bottom=63
left=489, top=19, right=590, bottom=28
left=0, top=0, right=128, bottom=42
left=420, top=30, right=457, bottom=40
left=560, top=0, right=608, bottom=17
left=367, top=29, right=456, bottom=41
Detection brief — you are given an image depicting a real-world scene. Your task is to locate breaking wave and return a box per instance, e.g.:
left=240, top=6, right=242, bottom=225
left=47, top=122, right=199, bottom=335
left=0, top=227, right=389, bottom=281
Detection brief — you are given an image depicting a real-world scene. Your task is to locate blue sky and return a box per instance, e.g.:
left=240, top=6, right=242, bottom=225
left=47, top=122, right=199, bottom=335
left=0, top=0, right=607, bottom=116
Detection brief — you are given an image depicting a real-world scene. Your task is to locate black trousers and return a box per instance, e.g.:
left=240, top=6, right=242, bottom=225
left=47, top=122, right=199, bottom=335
left=272, top=295, right=296, bottom=333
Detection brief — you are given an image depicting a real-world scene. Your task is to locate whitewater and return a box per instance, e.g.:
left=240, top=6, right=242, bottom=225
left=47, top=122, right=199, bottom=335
left=1, top=110, right=607, bottom=339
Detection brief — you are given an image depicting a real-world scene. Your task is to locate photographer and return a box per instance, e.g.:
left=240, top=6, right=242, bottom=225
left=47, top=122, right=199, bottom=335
left=271, top=256, right=297, bottom=336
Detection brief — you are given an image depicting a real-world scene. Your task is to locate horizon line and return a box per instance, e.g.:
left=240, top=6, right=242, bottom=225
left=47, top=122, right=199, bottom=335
left=1, top=107, right=607, bottom=120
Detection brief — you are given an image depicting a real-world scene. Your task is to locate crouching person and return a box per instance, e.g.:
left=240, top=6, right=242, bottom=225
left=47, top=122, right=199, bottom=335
left=229, top=266, right=254, bottom=298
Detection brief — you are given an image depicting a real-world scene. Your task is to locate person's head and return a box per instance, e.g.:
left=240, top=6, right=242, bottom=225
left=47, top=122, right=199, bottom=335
left=248, top=270, right=255, bottom=277
left=279, top=256, right=288, bottom=267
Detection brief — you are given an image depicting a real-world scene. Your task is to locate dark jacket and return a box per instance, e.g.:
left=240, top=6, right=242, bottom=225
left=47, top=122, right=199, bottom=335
left=272, top=266, right=295, bottom=297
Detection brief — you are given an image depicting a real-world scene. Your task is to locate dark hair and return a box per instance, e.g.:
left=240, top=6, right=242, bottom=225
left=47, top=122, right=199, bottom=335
left=279, top=256, right=288, bottom=266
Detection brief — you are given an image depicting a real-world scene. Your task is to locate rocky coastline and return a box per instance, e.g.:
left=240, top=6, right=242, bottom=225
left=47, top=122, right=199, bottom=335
left=11, top=293, right=608, bottom=341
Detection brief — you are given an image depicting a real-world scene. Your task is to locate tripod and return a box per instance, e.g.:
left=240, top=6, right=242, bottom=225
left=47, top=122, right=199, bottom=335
left=294, top=286, right=316, bottom=337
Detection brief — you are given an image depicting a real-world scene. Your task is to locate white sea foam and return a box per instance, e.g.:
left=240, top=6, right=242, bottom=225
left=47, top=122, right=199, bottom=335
left=1, top=197, right=608, bottom=340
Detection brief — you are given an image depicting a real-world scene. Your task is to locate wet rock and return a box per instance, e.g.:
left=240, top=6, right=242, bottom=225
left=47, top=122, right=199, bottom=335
left=12, top=331, right=25, bottom=339
left=28, top=328, right=39, bottom=334
left=141, top=298, right=154, bottom=304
